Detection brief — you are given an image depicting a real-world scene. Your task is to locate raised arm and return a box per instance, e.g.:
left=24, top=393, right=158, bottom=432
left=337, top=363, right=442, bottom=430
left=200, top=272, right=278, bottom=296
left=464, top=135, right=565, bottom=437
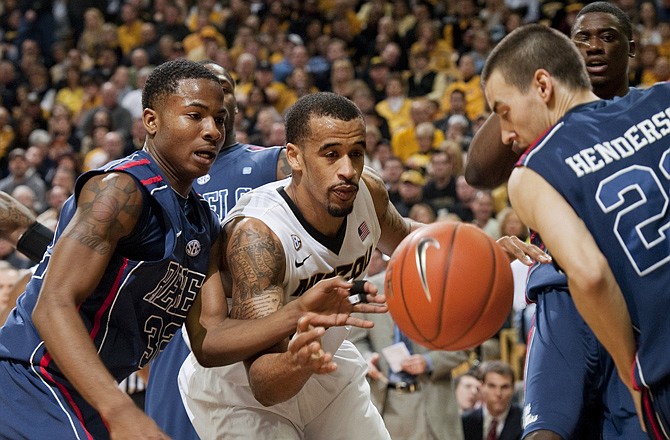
left=464, top=114, right=519, bottom=189
left=31, top=173, right=167, bottom=439
left=508, top=168, right=636, bottom=388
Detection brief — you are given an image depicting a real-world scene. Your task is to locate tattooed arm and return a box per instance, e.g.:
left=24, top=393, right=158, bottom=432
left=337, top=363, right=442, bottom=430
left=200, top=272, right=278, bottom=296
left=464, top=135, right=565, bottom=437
left=0, top=191, right=37, bottom=243
left=187, top=216, right=388, bottom=370
left=362, top=166, right=423, bottom=256
left=31, top=173, right=167, bottom=438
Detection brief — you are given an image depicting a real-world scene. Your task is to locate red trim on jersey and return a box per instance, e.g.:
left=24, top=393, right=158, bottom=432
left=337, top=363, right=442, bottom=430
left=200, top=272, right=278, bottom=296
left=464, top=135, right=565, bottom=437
left=116, top=158, right=151, bottom=170
left=140, top=175, right=163, bottom=186
left=642, top=388, right=667, bottom=439
left=515, top=126, right=553, bottom=167
left=90, top=258, right=129, bottom=341
left=39, top=353, right=95, bottom=440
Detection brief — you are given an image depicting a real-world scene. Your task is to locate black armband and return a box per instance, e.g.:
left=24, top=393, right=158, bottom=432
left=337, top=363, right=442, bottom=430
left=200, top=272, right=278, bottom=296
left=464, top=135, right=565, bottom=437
left=348, top=280, right=368, bottom=305
left=16, top=222, right=54, bottom=263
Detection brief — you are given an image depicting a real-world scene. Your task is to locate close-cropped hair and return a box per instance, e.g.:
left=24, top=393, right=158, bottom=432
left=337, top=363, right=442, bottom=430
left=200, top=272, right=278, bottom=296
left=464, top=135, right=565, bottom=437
left=142, top=58, right=220, bottom=110
left=481, top=24, right=591, bottom=93
left=481, top=360, right=515, bottom=383
left=285, top=92, right=363, bottom=146
left=573, top=1, right=633, bottom=40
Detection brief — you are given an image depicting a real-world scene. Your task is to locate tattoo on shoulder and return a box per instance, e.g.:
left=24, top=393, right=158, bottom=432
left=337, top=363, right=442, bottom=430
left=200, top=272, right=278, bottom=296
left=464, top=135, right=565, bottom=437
left=276, top=150, right=291, bottom=179
left=227, top=223, right=285, bottom=320
left=65, top=175, right=141, bottom=255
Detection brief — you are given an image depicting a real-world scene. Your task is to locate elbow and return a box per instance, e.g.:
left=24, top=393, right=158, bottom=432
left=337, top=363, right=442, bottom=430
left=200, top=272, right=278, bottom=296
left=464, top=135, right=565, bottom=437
left=463, top=164, right=485, bottom=189
left=567, top=254, right=611, bottom=298
left=32, top=299, right=51, bottom=336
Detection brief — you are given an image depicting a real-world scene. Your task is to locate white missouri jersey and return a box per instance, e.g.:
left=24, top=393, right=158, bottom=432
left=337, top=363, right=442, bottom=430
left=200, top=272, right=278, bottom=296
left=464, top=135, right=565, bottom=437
left=224, top=177, right=381, bottom=302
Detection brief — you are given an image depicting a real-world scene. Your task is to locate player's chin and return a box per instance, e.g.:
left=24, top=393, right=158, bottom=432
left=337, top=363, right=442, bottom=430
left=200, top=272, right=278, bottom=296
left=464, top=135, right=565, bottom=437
left=327, top=202, right=354, bottom=218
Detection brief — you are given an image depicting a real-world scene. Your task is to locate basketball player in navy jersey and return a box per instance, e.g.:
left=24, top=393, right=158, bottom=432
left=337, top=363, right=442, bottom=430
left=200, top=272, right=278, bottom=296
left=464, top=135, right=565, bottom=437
left=482, top=24, right=670, bottom=437
left=0, top=60, right=387, bottom=439
left=466, top=4, right=646, bottom=439
left=179, top=92, right=423, bottom=439
left=144, top=61, right=290, bottom=439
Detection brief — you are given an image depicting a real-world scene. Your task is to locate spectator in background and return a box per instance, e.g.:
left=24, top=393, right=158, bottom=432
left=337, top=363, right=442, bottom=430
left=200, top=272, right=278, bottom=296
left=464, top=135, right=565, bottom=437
left=408, top=202, right=437, bottom=224
left=364, top=56, right=392, bottom=103
left=440, top=54, right=486, bottom=122
left=455, top=372, right=483, bottom=415
left=390, top=98, right=444, bottom=163
left=36, top=184, right=71, bottom=231
left=10, top=185, right=38, bottom=215
left=82, top=130, right=125, bottom=172
left=405, top=121, right=441, bottom=172
left=453, top=175, right=475, bottom=222
left=382, top=156, right=405, bottom=205
left=462, top=361, right=522, bottom=440
left=407, top=47, right=447, bottom=100
left=0, top=148, right=46, bottom=213
left=471, top=190, right=500, bottom=239
left=77, top=81, right=132, bottom=143
left=422, top=149, right=458, bottom=215
left=395, top=169, right=426, bottom=217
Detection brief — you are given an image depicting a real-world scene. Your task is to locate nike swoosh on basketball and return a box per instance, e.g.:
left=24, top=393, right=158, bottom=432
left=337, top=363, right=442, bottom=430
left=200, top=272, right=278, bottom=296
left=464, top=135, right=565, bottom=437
left=295, top=255, right=311, bottom=267
left=416, top=237, right=440, bottom=302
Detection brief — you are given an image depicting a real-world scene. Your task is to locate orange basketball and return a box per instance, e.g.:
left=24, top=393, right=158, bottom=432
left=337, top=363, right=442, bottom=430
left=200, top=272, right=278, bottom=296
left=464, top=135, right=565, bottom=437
left=384, top=221, right=513, bottom=351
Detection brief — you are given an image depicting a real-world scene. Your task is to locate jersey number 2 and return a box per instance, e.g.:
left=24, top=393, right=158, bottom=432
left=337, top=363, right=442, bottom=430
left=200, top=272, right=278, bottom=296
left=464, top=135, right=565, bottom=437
left=595, top=150, right=670, bottom=276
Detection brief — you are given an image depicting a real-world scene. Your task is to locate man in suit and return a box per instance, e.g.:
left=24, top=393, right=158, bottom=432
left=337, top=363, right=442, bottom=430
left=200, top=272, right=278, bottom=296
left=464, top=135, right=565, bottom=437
left=462, top=360, right=522, bottom=440
left=349, top=248, right=469, bottom=440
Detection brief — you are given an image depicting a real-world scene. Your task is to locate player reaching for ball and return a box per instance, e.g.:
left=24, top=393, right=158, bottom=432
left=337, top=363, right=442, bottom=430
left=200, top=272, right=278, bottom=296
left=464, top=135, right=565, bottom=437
left=178, top=92, right=423, bottom=439
left=482, top=23, right=667, bottom=436
left=466, top=4, right=645, bottom=439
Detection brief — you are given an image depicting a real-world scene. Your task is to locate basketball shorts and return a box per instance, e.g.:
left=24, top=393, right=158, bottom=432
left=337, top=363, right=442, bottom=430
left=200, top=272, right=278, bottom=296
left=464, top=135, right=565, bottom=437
left=178, top=339, right=391, bottom=440
left=523, top=289, right=645, bottom=439
left=144, top=327, right=199, bottom=440
left=0, top=358, right=108, bottom=439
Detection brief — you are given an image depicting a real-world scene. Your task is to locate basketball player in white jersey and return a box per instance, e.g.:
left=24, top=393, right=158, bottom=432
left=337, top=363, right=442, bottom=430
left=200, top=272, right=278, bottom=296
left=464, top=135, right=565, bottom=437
left=179, top=92, right=422, bottom=438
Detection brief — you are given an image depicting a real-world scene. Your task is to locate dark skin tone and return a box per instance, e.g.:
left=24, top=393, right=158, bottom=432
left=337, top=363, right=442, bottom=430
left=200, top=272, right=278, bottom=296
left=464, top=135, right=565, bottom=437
left=465, top=11, right=634, bottom=191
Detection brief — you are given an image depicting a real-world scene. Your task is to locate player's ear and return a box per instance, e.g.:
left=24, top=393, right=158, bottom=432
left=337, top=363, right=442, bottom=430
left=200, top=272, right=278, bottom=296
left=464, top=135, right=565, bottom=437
left=143, top=108, right=158, bottom=135
left=286, top=142, right=302, bottom=171
left=534, top=69, right=553, bottom=103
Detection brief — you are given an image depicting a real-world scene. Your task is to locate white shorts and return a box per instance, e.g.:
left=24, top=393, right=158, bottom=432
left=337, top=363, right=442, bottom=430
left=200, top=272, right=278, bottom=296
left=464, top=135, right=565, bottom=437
left=178, top=338, right=390, bottom=440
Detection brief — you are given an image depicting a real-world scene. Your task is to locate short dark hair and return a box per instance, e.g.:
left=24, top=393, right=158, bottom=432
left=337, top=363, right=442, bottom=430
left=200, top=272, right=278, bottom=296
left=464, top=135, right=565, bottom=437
left=574, top=1, right=633, bottom=40
left=142, top=58, right=220, bottom=110
left=481, top=360, right=515, bottom=383
left=285, top=92, right=363, bottom=146
left=481, top=24, right=591, bottom=93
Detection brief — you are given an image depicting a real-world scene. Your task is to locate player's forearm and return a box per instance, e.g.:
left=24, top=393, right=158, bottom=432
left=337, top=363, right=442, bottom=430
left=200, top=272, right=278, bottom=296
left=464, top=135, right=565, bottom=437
left=464, top=114, right=517, bottom=189
left=191, top=301, right=303, bottom=367
left=32, top=297, right=136, bottom=421
left=246, top=352, right=313, bottom=406
left=567, top=258, right=636, bottom=388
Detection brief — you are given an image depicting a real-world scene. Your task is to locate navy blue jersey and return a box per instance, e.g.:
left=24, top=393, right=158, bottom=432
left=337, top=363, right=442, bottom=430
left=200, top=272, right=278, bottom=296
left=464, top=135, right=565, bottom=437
left=145, top=143, right=282, bottom=439
left=0, top=150, right=220, bottom=385
left=194, top=143, right=283, bottom=221
left=520, top=81, right=670, bottom=389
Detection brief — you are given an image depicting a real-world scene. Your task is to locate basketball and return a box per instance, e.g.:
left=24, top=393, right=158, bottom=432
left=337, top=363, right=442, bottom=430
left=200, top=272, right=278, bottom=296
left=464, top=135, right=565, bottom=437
left=384, top=221, right=513, bottom=351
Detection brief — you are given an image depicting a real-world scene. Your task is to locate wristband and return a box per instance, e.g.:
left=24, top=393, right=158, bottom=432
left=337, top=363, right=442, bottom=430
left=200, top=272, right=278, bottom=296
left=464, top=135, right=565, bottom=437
left=16, top=222, right=54, bottom=263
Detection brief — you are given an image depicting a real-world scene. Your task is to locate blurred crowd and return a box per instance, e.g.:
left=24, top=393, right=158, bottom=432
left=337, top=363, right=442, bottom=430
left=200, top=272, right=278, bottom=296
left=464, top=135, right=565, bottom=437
left=0, top=0, right=668, bottom=385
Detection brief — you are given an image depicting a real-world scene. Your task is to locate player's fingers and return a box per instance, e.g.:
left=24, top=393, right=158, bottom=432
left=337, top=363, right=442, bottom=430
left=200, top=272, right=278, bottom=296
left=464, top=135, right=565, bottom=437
left=352, top=303, right=388, bottom=314
left=342, top=316, right=375, bottom=328
left=289, top=326, right=324, bottom=353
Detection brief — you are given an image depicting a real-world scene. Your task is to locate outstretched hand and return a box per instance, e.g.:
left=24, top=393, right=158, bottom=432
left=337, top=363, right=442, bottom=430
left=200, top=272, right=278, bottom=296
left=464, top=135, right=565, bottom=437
left=496, top=235, right=552, bottom=266
left=298, top=277, right=387, bottom=329
left=286, top=316, right=337, bottom=375
left=0, top=191, right=36, bottom=244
